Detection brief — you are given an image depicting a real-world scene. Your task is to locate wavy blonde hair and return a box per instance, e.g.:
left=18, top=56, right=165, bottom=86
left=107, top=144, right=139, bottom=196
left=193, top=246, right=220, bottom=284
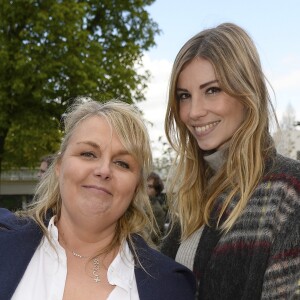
left=20, top=97, right=155, bottom=254
left=165, top=23, right=277, bottom=239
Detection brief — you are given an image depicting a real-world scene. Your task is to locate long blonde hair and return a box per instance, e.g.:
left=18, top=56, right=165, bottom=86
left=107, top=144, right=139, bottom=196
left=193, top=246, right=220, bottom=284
left=165, top=23, right=277, bottom=239
left=20, top=97, right=155, bottom=253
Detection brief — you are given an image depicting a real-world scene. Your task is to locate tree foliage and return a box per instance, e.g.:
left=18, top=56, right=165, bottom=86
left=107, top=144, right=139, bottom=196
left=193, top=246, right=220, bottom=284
left=0, top=0, right=160, bottom=169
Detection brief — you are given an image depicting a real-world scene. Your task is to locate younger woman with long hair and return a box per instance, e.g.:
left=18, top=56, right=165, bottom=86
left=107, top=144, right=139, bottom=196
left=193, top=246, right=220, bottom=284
left=161, top=23, right=300, bottom=299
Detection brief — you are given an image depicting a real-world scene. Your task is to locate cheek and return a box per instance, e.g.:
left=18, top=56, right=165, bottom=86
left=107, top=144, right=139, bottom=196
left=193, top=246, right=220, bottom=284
left=179, top=104, right=188, bottom=123
left=126, top=182, right=139, bottom=199
left=57, top=163, right=81, bottom=194
left=232, top=105, right=246, bottom=128
left=121, top=178, right=139, bottom=201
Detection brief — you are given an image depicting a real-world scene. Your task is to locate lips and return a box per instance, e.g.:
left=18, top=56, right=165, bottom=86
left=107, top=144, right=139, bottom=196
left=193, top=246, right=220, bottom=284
left=82, top=185, right=112, bottom=195
left=194, top=121, right=220, bottom=134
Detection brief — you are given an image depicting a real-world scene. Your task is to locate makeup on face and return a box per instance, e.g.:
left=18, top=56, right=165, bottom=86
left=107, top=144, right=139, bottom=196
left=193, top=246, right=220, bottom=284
left=177, top=57, right=245, bottom=151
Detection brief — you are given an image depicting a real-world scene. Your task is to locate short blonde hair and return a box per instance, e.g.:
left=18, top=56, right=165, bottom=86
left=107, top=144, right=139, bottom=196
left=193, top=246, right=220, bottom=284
left=165, top=23, right=277, bottom=238
left=22, top=97, right=154, bottom=253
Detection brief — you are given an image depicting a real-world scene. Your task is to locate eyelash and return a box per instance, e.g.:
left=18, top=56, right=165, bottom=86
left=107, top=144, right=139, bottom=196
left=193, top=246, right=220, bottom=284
left=206, top=87, right=221, bottom=94
left=114, top=161, right=130, bottom=169
left=80, top=151, right=130, bottom=170
left=176, top=92, right=190, bottom=101
left=80, top=151, right=96, bottom=158
left=176, top=86, right=222, bottom=100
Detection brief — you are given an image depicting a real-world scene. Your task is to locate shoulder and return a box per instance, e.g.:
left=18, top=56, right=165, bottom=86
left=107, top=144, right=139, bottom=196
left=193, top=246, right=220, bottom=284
left=277, top=153, right=300, bottom=170
left=0, top=208, right=36, bottom=230
left=260, top=152, right=300, bottom=206
left=0, top=209, right=43, bottom=299
left=0, top=208, right=20, bottom=228
left=267, top=153, right=300, bottom=181
left=260, top=153, right=300, bottom=241
left=0, top=207, right=14, bottom=219
left=132, top=235, right=196, bottom=300
left=0, top=208, right=42, bottom=252
left=0, top=208, right=42, bottom=242
left=263, top=153, right=300, bottom=198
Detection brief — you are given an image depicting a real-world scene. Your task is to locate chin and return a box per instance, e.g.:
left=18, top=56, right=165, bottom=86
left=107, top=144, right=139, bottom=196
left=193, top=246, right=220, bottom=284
left=197, top=139, right=224, bottom=152
left=198, top=143, right=217, bottom=152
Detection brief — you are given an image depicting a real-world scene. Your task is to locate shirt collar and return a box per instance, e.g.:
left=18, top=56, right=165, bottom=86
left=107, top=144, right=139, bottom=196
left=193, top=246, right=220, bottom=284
left=41, top=216, right=67, bottom=265
left=204, top=147, right=227, bottom=172
left=43, top=217, right=135, bottom=293
left=107, top=241, right=135, bottom=292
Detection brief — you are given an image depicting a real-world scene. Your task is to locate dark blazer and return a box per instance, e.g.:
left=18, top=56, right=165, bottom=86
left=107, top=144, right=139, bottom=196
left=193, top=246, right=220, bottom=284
left=0, top=208, right=196, bottom=300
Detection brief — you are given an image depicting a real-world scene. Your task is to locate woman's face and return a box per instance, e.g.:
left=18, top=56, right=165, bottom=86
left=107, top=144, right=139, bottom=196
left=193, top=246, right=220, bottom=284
left=56, top=116, right=141, bottom=233
left=177, top=57, right=245, bottom=151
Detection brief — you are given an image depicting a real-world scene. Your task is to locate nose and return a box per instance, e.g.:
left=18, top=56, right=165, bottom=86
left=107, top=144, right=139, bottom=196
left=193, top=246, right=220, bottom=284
left=94, top=159, right=111, bottom=180
left=189, top=95, right=208, bottom=119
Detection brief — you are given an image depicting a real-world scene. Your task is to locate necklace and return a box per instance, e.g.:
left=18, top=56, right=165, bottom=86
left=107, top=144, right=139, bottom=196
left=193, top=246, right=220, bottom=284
left=59, top=235, right=101, bottom=283
left=92, top=257, right=101, bottom=283
left=72, top=250, right=88, bottom=259
left=71, top=250, right=101, bottom=283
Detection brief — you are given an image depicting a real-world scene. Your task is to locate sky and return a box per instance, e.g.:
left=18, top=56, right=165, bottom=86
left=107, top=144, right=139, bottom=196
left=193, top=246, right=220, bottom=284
left=137, top=0, right=300, bottom=157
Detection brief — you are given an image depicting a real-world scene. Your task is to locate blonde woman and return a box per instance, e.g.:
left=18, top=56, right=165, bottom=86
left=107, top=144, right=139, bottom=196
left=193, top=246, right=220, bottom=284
left=161, top=23, right=300, bottom=299
left=0, top=98, right=196, bottom=300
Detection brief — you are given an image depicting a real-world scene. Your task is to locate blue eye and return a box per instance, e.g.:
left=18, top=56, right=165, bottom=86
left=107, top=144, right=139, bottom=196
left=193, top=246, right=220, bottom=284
left=115, top=161, right=129, bottom=169
left=80, top=152, right=96, bottom=158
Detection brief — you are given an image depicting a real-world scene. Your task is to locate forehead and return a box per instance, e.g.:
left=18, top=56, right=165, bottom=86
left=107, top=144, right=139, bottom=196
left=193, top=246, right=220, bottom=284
left=69, top=115, right=119, bottom=146
left=178, top=57, right=216, bottom=85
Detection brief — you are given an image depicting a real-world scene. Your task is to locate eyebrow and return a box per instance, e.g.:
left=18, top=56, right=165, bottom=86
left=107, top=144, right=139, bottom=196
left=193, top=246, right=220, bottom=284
left=176, top=79, right=219, bottom=93
left=77, top=141, right=99, bottom=148
left=199, top=79, right=218, bottom=89
left=76, top=141, right=131, bottom=156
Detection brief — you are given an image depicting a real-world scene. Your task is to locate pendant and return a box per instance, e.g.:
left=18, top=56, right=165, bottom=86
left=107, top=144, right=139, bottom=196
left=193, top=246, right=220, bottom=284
left=93, top=258, right=101, bottom=283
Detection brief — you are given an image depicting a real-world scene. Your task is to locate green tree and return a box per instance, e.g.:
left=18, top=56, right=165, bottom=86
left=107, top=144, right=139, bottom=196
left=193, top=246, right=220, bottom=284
left=0, top=0, right=160, bottom=169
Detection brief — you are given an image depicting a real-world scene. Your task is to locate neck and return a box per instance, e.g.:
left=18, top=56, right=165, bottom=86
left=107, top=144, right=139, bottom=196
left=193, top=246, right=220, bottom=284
left=203, top=147, right=227, bottom=172
left=56, top=216, right=117, bottom=258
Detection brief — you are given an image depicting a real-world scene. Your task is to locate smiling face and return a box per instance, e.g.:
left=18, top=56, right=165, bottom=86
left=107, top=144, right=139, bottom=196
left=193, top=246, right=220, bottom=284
left=177, top=57, right=245, bottom=151
left=56, top=115, right=141, bottom=233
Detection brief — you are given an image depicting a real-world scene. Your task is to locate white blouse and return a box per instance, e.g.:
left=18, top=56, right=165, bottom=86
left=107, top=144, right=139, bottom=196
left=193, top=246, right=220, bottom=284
left=12, top=217, right=139, bottom=300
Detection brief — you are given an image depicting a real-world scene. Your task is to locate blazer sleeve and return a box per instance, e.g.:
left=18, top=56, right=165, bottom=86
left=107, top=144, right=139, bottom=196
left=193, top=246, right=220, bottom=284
left=160, top=222, right=181, bottom=259
left=0, top=208, right=43, bottom=300
left=134, top=235, right=196, bottom=300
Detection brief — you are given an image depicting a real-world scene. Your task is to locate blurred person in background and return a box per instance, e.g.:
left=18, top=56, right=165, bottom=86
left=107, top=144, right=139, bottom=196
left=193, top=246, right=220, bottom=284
left=147, top=172, right=166, bottom=244
left=37, top=154, right=55, bottom=180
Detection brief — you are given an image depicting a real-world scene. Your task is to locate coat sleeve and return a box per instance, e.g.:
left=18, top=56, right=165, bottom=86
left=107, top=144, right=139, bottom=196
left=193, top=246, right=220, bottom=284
left=261, top=181, right=300, bottom=299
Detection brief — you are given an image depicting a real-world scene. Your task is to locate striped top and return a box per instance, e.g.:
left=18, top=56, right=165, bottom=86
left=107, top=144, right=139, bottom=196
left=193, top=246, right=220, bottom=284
left=161, top=152, right=300, bottom=300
